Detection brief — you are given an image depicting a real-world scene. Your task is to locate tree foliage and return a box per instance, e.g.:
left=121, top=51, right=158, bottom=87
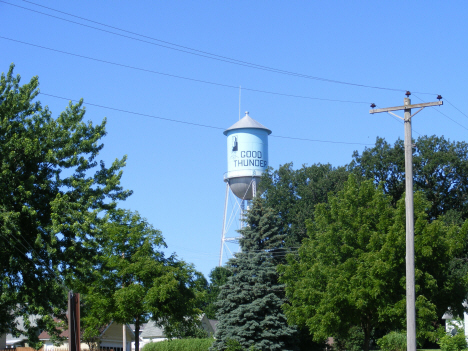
left=212, top=199, right=297, bottom=351
left=0, top=64, right=131, bottom=340
left=260, top=163, right=349, bottom=247
left=279, top=175, right=468, bottom=351
left=78, top=210, right=205, bottom=350
left=204, top=266, right=232, bottom=320
left=351, top=136, right=468, bottom=221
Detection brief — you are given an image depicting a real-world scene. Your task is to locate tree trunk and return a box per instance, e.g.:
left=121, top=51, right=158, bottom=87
left=363, top=324, right=371, bottom=351
left=135, top=316, right=140, bottom=351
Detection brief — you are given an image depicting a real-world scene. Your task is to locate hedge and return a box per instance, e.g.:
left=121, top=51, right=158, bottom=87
left=141, top=339, right=214, bottom=351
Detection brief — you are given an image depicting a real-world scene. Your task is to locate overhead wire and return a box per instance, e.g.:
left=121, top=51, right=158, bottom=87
left=39, top=92, right=375, bottom=146
left=2, top=0, right=437, bottom=95
left=412, top=94, right=468, bottom=131
left=4, top=25, right=461, bottom=140
left=8, top=0, right=466, bottom=141
left=0, top=36, right=371, bottom=106
left=0, top=231, right=69, bottom=292
left=444, top=98, right=468, bottom=120
left=4, top=37, right=458, bottom=141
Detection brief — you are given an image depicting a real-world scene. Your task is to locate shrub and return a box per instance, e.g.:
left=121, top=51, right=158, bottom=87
left=437, top=330, right=467, bottom=351
left=142, top=338, right=214, bottom=351
left=377, top=331, right=407, bottom=351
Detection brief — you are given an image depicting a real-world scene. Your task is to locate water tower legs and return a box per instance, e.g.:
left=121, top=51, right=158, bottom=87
left=219, top=183, right=230, bottom=266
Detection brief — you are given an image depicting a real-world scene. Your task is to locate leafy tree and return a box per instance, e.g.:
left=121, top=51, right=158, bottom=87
left=79, top=210, right=204, bottom=351
left=279, top=175, right=468, bottom=351
left=0, top=65, right=131, bottom=340
left=261, top=163, right=349, bottom=247
left=351, top=136, right=468, bottom=221
left=212, top=199, right=297, bottom=351
left=204, top=266, right=232, bottom=319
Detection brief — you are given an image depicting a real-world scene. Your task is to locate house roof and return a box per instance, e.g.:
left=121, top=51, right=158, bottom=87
left=208, top=319, right=218, bottom=334
left=38, top=328, right=69, bottom=340
left=139, top=321, right=164, bottom=339
left=6, top=315, right=40, bottom=344
left=129, top=323, right=146, bottom=333
left=38, top=321, right=134, bottom=341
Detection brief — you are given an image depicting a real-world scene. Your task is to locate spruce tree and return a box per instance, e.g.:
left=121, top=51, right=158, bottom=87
left=212, top=198, right=297, bottom=351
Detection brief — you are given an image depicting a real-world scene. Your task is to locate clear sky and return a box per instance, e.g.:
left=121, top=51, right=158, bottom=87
left=2, top=0, right=468, bottom=280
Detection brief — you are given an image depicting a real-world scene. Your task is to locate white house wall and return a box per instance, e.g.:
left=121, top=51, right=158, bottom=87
left=100, top=323, right=133, bottom=351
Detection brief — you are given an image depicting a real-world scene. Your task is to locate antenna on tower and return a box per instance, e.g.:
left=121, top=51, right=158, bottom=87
left=239, top=86, right=241, bottom=120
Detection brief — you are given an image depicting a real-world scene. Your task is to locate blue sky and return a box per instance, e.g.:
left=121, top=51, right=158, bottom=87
left=2, top=0, right=468, bottom=280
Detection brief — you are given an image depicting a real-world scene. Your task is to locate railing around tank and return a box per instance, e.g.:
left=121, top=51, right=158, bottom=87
left=223, top=169, right=263, bottom=181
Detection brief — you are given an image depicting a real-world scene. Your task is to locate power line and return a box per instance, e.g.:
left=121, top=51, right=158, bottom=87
left=0, top=36, right=371, bottom=105
left=39, top=92, right=375, bottom=146
left=444, top=99, right=468, bottom=120
left=412, top=94, right=468, bottom=131
left=40, top=93, right=223, bottom=130
left=272, top=134, right=372, bottom=146
left=3, top=0, right=436, bottom=95
left=0, top=231, right=69, bottom=292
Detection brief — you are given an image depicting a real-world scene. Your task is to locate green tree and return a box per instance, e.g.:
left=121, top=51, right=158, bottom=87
left=261, top=163, right=349, bottom=247
left=211, top=199, right=297, bottom=351
left=279, top=175, right=468, bottom=351
left=351, top=136, right=468, bottom=220
left=79, top=210, right=204, bottom=351
left=204, top=266, right=232, bottom=319
left=0, top=65, right=131, bottom=340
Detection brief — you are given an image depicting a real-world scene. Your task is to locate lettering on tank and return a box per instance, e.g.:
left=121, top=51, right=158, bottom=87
left=233, top=150, right=267, bottom=168
left=233, top=159, right=268, bottom=167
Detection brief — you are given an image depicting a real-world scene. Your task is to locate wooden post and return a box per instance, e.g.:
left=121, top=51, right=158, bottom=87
left=68, top=292, right=81, bottom=351
left=404, top=98, right=416, bottom=351
left=370, top=96, right=443, bottom=351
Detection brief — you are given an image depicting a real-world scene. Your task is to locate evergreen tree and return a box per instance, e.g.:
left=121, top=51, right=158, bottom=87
left=211, top=199, right=297, bottom=351
left=204, top=266, right=232, bottom=319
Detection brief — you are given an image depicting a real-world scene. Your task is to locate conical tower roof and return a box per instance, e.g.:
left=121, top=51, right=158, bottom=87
left=223, top=111, right=272, bottom=135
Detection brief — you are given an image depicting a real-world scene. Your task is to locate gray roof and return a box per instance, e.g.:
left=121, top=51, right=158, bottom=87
left=129, top=323, right=146, bottom=333
left=209, top=319, right=218, bottom=334
left=139, top=321, right=164, bottom=339
left=224, top=112, right=272, bottom=135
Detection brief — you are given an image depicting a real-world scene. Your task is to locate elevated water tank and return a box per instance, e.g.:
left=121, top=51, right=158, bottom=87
left=224, top=111, right=271, bottom=200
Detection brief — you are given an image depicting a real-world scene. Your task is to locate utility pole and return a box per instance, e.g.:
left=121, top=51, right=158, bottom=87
left=68, top=291, right=81, bottom=351
left=123, top=324, right=127, bottom=351
left=369, top=92, right=443, bottom=351
left=122, top=252, right=127, bottom=351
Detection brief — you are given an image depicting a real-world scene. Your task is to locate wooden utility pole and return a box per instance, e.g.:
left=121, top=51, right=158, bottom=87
left=370, top=93, right=442, bottom=351
left=68, top=292, right=81, bottom=351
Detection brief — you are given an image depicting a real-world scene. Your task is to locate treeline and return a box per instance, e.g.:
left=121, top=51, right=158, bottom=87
left=209, top=136, right=468, bottom=350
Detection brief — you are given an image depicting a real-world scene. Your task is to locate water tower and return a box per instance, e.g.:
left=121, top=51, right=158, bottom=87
left=219, top=111, right=271, bottom=265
